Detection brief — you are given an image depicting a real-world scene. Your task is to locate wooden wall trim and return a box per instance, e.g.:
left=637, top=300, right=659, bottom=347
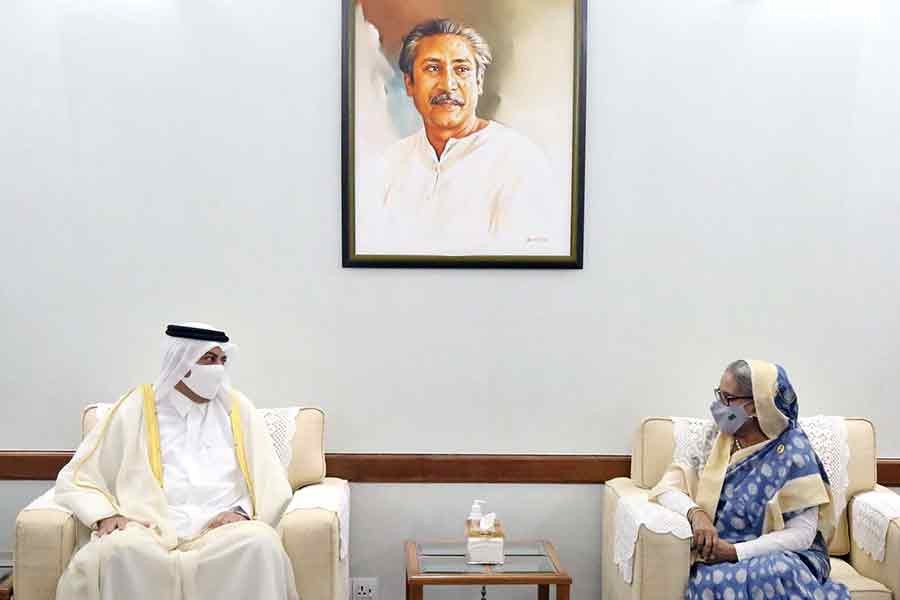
left=0, top=451, right=629, bottom=484
left=325, top=454, right=629, bottom=483
left=1, top=451, right=898, bottom=486
left=877, top=458, right=900, bottom=488
left=0, top=452, right=73, bottom=481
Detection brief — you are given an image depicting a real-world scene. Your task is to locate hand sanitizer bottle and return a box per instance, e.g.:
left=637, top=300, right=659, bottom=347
left=467, top=500, right=485, bottom=529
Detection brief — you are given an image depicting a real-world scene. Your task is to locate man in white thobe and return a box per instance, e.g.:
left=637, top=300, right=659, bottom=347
left=356, top=18, right=568, bottom=256
left=54, top=323, right=297, bottom=600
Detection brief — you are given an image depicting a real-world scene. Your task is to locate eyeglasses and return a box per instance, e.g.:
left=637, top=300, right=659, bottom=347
left=714, top=387, right=753, bottom=406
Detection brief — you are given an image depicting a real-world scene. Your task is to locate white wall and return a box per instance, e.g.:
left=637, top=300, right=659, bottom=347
left=2, top=0, right=899, bottom=595
left=1, top=0, right=899, bottom=455
left=2, top=0, right=899, bottom=454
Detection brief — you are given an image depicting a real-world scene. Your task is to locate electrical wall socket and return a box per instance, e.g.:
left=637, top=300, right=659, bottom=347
left=351, top=577, right=378, bottom=600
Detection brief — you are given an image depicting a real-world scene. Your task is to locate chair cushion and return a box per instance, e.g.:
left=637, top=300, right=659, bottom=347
left=830, top=557, right=892, bottom=600
left=81, top=403, right=326, bottom=491
left=630, top=417, right=877, bottom=556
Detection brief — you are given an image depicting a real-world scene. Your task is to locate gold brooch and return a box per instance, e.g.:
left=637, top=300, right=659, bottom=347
left=776, top=444, right=785, bottom=454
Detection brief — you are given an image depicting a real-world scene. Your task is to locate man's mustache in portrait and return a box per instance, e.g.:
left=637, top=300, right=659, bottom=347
left=430, top=92, right=465, bottom=106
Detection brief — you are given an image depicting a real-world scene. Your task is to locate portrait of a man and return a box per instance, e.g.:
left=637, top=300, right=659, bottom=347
left=344, top=0, right=585, bottom=266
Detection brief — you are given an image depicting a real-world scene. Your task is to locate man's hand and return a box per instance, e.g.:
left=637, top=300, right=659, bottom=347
left=207, top=511, right=249, bottom=530
left=689, top=509, right=719, bottom=561
left=96, top=515, right=147, bottom=537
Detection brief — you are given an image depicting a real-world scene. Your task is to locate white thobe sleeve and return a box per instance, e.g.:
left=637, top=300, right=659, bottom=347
left=55, top=419, right=120, bottom=529
left=734, top=507, right=819, bottom=560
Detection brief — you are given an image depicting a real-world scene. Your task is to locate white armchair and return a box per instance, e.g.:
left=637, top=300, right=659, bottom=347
left=602, top=417, right=900, bottom=599
left=14, top=405, right=349, bottom=600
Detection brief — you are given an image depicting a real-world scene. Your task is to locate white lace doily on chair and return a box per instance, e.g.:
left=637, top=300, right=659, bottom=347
left=851, top=490, right=900, bottom=561
left=800, top=415, right=850, bottom=523
left=672, top=417, right=717, bottom=471
left=613, top=494, right=692, bottom=583
left=260, top=407, right=300, bottom=470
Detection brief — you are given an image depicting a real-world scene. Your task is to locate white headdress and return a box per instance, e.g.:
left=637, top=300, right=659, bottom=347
left=153, top=322, right=236, bottom=399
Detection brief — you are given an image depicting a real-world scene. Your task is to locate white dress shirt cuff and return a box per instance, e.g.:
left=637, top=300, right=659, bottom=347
left=656, top=489, right=699, bottom=518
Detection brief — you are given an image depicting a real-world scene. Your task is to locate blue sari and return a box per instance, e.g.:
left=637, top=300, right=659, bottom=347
left=685, top=364, right=850, bottom=600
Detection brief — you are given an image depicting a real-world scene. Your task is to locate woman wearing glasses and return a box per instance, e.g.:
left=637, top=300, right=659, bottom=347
left=651, top=360, right=849, bottom=600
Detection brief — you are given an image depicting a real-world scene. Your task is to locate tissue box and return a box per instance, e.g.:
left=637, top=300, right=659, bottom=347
left=466, top=520, right=505, bottom=564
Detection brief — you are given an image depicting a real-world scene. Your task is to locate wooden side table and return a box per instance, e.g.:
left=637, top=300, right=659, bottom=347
left=0, top=568, right=12, bottom=600
left=405, top=540, right=571, bottom=600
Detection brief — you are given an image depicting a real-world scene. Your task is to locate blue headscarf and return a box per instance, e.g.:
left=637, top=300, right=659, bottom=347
left=773, top=364, right=798, bottom=425
left=749, top=360, right=798, bottom=440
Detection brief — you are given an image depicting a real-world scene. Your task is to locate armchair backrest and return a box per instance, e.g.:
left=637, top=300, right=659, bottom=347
left=81, top=403, right=326, bottom=491
left=630, top=417, right=877, bottom=556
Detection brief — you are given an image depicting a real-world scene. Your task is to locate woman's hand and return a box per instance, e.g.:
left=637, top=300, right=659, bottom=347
left=702, top=539, right=738, bottom=564
left=689, top=509, right=719, bottom=561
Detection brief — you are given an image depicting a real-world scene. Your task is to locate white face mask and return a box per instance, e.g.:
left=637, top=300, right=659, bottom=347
left=709, top=399, right=751, bottom=434
left=182, top=364, right=225, bottom=400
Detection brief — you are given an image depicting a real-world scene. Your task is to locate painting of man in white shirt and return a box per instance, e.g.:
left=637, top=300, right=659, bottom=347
left=356, top=18, right=570, bottom=257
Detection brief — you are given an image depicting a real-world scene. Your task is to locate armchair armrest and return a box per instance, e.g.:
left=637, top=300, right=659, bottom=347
left=849, top=485, right=900, bottom=596
left=278, top=477, right=349, bottom=600
left=14, top=487, right=92, bottom=600
left=603, top=477, right=692, bottom=600
left=14, top=509, right=80, bottom=600
left=606, top=477, right=651, bottom=500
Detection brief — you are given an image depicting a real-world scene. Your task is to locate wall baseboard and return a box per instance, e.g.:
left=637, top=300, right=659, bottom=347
left=1, top=451, right=899, bottom=486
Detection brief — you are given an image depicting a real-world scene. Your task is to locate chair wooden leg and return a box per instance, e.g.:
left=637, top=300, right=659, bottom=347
left=538, top=583, right=550, bottom=600
left=408, top=583, right=423, bottom=600
left=556, top=583, right=570, bottom=600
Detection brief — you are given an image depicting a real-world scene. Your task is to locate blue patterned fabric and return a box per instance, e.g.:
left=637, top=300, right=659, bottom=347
left=684, top=365, right=850, bottom=600
left=772, top=365, right=799, bottom=428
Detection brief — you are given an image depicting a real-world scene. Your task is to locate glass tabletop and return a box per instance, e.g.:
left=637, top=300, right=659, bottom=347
left=492, top=556, right=555, bottom=573
left=416, top=541, right=556, bottom=574
left=419, top=556, right=487, bottom=573
left=417, top=542, right=466, bottom=556
left=417, top=541, right=547, bottom=557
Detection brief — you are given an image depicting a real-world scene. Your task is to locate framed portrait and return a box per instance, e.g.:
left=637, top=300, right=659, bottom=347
left=342, top=0, right=586, bottom=268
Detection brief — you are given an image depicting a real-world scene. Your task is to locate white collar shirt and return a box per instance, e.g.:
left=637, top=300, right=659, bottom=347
left=356, top=121, right=570, bottom=256
left=157, top=389, right=251, bottom=539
